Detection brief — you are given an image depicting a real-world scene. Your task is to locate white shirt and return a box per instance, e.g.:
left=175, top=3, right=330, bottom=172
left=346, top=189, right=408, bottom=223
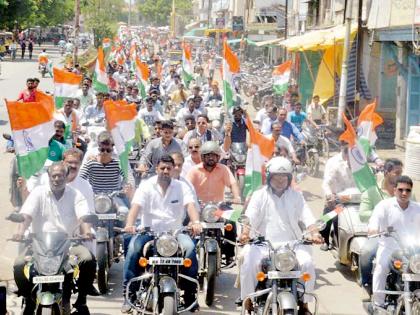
left=246, top=186, right=316, bottom=246
left=112, top=71, right=127, bottom=86
left=260, top=117, right=277, bottom=135
left=307, top=103, right=326, bottom=121
left=76, top=89, right=96, bottom=109
left=182, top=155, right=199, bottom=178
left=20, top=185, right=90, bottom=235
left=369, top=198, right=420, bottom=248
left=270, top=134, right=295, bottom=154
left=322, top=152, right=356, bottom=196
left=132, top=176, right=195, bottom=233
left=138, top=107, right=164, bottom=127
left=175, top=107, right=201, bottom=125
left=255, top=108, right=268, bottom=124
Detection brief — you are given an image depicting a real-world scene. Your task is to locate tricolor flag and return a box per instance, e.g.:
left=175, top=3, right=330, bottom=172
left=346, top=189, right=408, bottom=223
left=222, top=40, right=240, bottom=109
left=320, top=205, right=344, bottom=223
left=93, top=47, right=109, bottom=93
left=135, top=57, right=150, bottom=100
left=182, top=43, right=194, bottom=87
left=244, top=115, right=275, bottom=197
left=357, top=100, right=383, bottom=157
left=53, top=67, right=82, bottom=109
left=216, top=208, right=242, bottom=222
left=272, top=60, right=292, bottom=95
left=339, top=114, right=377, bottom=192
left=102, top=37, right=112, bottom=59
left=103, top=100, right=137, bottom=178
left=5, top=96, right=55, bottom=179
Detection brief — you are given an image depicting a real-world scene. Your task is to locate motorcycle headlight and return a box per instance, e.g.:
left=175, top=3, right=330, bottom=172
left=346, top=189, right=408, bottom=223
left=235, top=154, right=246, bottom=164
left=202, top=205, right=219, bottom=223
left=156, top=234, right=179, bottom=257
left=273, top=249, right=297, bottom=272
left=94, top=195, right=112, bottom=214
left=37, top=256, right=62, bottom=276
left=410, top=254, right=420, bottom=274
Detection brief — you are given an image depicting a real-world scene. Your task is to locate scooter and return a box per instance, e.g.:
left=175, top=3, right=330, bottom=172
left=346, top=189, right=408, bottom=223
left=329, top=188, right=367, bottom=285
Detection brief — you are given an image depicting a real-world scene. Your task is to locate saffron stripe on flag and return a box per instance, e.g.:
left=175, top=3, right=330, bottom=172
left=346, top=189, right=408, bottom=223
left=320, top=205, right=344, bottom=223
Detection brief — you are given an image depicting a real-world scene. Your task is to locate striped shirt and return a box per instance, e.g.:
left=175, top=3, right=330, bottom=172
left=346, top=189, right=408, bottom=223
left=79, top=159, right=124, bottom=193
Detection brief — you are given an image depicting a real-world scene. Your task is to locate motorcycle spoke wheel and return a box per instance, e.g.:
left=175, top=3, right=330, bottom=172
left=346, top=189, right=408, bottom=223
left=97, top=243, right=109, bottom=294
left=205, top=254, right=217, bottom=306
left=162, top=294, right=177, bottom=315
left=307, top=153, right=320, bottom=177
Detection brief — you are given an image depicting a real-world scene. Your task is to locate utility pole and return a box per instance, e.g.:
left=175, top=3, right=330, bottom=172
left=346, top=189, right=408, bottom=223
left=128, top=0, right=132, bottom=26
left=337, top=0, right=353, bottom=128
left=171, top=0, right=176, bottom=37
left=208, top=0, right=212, bottom=28
left=73, top=0, right=81, bottom=64
left=285, top=0, right=288, bottom=39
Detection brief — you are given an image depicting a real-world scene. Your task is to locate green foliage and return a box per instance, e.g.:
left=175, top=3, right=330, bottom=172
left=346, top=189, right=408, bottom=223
left=81, top=0, right=126, bottom=47
left=136, top=0, right=192, bottom=26
left=0, top=0, right=74, bottom=30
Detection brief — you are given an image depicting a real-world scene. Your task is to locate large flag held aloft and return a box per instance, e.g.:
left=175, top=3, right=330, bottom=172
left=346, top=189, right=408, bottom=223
left=222, top=40, right=240, bottom=109
left=53, top=67, right=82, bottom=109
left=103, top=100, right=137, bottom=178
left=93, top=47, right=109, bottom=93
left=357, top=100, right=383, bottom=157
left=5, top=96, right=55, bottom=179
left=182, top=43, right=194, bottom=87
left=273, top=60, right=292, bottom=95
left=244, top=115, right=275, bottom=197
left=135, top=57, right=150, bottom=100
left=339, top=114, right=377, bottom=192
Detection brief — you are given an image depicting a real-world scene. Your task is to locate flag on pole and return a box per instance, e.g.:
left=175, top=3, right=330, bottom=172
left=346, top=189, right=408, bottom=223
left=320, top=205, right=344, bottom=223
left=222, top=40, right=240, bottom=109
left=102, top=38, right=112, bottom=60
left=244, top=115, right=275, bottom=197
left=357, top=100, right=383, bottom=157
left=272, top=60, right=292, bottom=95
left=182, top=43, right=194, bottom=87
left=53, top=68, right=82, bottom=109
left=103, top=100, right=137, bottom=178
left=215, top=208, right=242, bottom=222
left=339, top=114, right=377, bottom=192
left=135, top=57, right=149, bottom=100
left=5, top=97, right=55, bottom=179
left=93, top=47, right=109, bottom=93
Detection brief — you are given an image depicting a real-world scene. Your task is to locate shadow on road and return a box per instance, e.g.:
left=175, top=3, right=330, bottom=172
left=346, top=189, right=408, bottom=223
left=302, top=190, right=323, bottom=202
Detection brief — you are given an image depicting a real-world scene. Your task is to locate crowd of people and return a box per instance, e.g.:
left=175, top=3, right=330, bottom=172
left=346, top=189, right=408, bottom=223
left=5, top=25, right=420, bottom=315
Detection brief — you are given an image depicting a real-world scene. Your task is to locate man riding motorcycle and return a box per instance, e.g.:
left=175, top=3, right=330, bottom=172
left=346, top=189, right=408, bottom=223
left=13, top=162, right=97, bottom=315
left=122, top=155, right=202, bottom=313
left=186, top=141, right=241, bottom=265
left=239, top=157, right=323, bottom=314
left=368, top=175, right=420, bottom=311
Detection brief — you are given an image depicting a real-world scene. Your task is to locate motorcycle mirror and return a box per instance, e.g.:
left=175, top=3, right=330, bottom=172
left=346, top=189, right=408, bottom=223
left=387, top=226, right=395, bottom=233
left=80, top=214, right=99, bottom=226
left=6, top=212, right=25, bottom=223
left=238, top=215, right=250, bottom=226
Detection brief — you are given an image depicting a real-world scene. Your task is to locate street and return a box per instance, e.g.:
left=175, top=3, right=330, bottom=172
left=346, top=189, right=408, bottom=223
left=1, top=47, right=371, bottom=315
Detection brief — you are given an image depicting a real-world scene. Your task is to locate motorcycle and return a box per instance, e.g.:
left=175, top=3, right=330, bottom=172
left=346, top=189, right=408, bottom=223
left=228, top=142, right=247, bottom=199
left=197, top=202, right=236, bottom=306
left=328, top=188, right=367, bottom=286
left=296, top=125, right=321, bottom=177
left=239, top=215, right=322, bottom=315
left=125, top=227, right=199, bottom=314
left=206, top=100, right=225, bottom=132
left=369, top=227, right=420, bottom=315
left=7, top=212, right=98, bottom=314
left=94, top=191, right=126, bottom=293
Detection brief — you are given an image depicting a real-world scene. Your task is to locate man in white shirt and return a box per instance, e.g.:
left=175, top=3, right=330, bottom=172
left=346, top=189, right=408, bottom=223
left=137, top=97, right=164, bottom=128
left=122, top=155, right=202, bottom=313
left=112, top=65, right=127, bottom=87
left=13, top=162, right=98, bottom=314
left=182, top=138, right=202, bottom=177
left=270, top=121, right=299, bottom=164
left=76, top=82, right=96, bottom=110
left=368, top=176, right=420, bottom=309
left=255, top=95, right=274, bottom=126
left=307, top=95, right=326, bottom=125
left=320, top=143, right=356, bottom=250
left=84, top=92, right=105, bottom=122
left=175, top=98, right=201, bottom=126
left=239, top=157, right=323, bottom=313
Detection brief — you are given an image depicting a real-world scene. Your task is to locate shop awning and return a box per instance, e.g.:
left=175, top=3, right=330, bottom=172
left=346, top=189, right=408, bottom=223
left=255, top=38, right=283, bottom=47
left=279, top=23, right=358, bottom=51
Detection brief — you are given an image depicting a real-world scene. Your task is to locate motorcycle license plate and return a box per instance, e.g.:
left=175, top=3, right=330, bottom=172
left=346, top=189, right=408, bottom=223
left=97, top=213, right=116, bottom=220
left=267, top=271, right=301, bottom=279
left=402, top=273, right=420, bottom=281
left=33, top=275, right=65, bottom=284
left=149, top=257, right=184, bottom=265
left=201, top=222, right=224, bottom=229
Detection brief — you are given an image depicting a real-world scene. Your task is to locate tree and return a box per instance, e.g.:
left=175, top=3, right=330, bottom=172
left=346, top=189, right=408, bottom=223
left=81, top=0, right=126, bottom=47
left=136, top=0, right=192, bottom=26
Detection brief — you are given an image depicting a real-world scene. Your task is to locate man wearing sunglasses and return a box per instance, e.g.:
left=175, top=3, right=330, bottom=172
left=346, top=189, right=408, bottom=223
left=368, top=175, right=420, bottom=310
left=182, top=114, right=222, bottom=146
left=182, top=138, right=202, bottom=177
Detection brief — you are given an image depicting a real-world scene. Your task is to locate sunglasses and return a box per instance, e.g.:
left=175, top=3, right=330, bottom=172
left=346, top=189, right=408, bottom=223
left=189, top=145, right=200, bottom=149
left=397, top=188, right=412, bottom=193
left=99, top=147, right=113, bottom=153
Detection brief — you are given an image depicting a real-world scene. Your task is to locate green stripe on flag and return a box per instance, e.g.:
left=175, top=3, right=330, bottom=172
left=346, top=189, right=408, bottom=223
left=138, top=81, right=147, bottom=100
left=221, top=208, right=242, bottom=222
left=353, top=164, right=377, bottom=192
left=182, top=69, right=194, bottom=88
left=273, top=84, right=288, bottom=95
left=54, top=96, right=66, bottom=109
left=244, top=170, right=263, bottom=197
left=118, top=141, right=132, bottom=180
left=358, top=137, right=372, bottom=157
left=17, top=147, right=50, bottom=179
left=93, top=72, right=109, bottom=93
left=223, top=80, right=235, bottom=109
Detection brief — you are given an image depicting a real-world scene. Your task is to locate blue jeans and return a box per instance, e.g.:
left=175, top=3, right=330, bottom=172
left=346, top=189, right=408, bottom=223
left=360, top=237, right=379, bottom=290
left=123, top=233, right=198, bottom=292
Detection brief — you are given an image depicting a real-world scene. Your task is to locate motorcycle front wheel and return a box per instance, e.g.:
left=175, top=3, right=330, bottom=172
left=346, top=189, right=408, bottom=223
left=307, top=152, right=320, bottom=177
left=97, top=242, right=109, bottom=294
left=205, top=253, right=217, bottom=306
left=36, top=303, right=60, bottom=315
left=163, top=293, right=177, bottom=315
